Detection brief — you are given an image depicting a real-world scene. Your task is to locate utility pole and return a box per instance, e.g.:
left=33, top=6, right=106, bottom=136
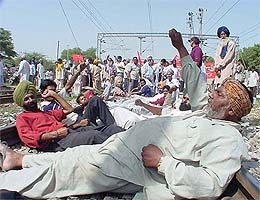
left=187, top=12, right=195, bottom=35
left=56, top=41, right=60, bottom=61
left=138, top=36, right=146, bottom=56
left=197, top=8, right=207, bottom=37
left=66, top=45, right=69, bottom=61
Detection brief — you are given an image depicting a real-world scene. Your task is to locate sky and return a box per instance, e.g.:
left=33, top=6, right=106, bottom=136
left=0, top=0, right=259, bottom=61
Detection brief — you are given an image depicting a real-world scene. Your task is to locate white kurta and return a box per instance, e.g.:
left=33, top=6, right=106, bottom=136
left=0, top=56, right=248, bottom=200
left=214, top=39, right=236, bottom=85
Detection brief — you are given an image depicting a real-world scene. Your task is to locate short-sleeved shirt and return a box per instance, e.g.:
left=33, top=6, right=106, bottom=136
left=190, top=45, right=203, bottom=67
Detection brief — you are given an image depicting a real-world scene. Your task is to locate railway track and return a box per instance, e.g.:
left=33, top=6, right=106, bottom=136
left=0, top=94, right=14, bottom=104
left=0, top=125, right=259, bottom=200
left=0, top=89, right=15, bottom=94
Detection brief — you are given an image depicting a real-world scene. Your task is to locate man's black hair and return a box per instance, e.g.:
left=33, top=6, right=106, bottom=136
left=76, top=93, right=84, bottom=104
left=140, top=78, right=146, bottom=84
left=161, top=58, right=167, bottom=63
left=40, top=79, right=57, bottom=92
left=163, top=85, right=170, bottom=91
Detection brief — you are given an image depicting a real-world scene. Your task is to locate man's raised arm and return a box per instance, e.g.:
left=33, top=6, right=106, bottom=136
left=169, top=28, right=208, bottom=111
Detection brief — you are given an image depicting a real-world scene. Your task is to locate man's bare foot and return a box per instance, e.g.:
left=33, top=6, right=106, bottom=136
left=0, top=143, right=24, bottom=171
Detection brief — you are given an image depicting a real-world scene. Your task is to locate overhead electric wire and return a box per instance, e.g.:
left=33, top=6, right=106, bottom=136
left=72, top=0, right=124, bottom=52
left=204, top=0, right=228, bottom=26
left=78, top=0, right=108, bottom=32
left=79, top=0, right=126, bottom=47
left=239, top=24, right=260, bottom=37
left=147, top=0, right=154, bottom=54
left=83, top=0, right=126, bottom=46
left=72, top=0, right=105, bottom=32
left=205, top=0, right=241, bottom=34
left=58, top=0, right=80, bottom=48
left=238, top=22, right=260, bottom=35
left=84, top=0, right=114, bottom=32
left=240, top=33, right=260, bottom=44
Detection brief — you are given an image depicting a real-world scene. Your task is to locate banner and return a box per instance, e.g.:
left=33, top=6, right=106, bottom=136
left=204, top=62, right=216, bottom=79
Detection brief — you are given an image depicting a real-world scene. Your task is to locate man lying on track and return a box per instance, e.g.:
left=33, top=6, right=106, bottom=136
left=0, top=28, right=253, bottom=200
left=11, top=80, right=123, bottom=152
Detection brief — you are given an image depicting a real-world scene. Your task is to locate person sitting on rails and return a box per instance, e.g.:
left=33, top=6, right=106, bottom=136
left=0, top=28, right=253, bottom=200
left=130, top=78, right=153, bottom=97
left=40, top=66, right=115, bottom=128
left=12, top=80, right=123, bottom=152
left=71, top=92, right=116, bottom=128
left=39, top=61, right=87, bottom=126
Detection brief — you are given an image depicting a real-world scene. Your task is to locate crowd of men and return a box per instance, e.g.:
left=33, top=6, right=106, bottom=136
left=0, top=26, right=258, bottom=200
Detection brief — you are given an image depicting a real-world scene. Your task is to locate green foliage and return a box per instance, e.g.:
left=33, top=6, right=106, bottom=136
left=60, top=47, right=96, bottom=61
left=25, top=52, right=55, bottom=71
left=239, top=44, right=260, bottom=69
left=204, top=55, right=214, bottom=62
left=0, top=27, right=17, bottom=57
left=83, top=47, right=96, bottom=59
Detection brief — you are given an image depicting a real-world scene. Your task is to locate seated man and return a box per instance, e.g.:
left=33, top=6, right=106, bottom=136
left=131, top=78, right=153, bottom=97
left=112, top=76, right=128, bottom=99
left=40, top=60, right=87, bottom=111
left=0, top=28, right=253, bottom=200
left=149, top=85, right=170, bottom=106
left=12, top=80, right=123, bottom=152
left=74, top=93, right=115, bottom=128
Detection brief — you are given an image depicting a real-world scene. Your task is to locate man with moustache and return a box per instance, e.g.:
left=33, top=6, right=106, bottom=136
left=12, top=80, right=123, bottom=152
left=0, top=28, right=253, bottom=200
left=214, top=26, right=236, bottom=85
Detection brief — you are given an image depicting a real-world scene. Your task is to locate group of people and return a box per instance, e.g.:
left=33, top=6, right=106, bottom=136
left=0, top=27, right=255, bottom=200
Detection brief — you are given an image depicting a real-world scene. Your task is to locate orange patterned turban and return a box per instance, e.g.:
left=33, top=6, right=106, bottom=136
left=222, top=78, right=252, bottom=119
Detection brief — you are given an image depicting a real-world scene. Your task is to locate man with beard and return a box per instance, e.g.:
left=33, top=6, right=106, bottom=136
left=12, top=80, right=123, bottom=152
left=214, top=26, right=236, bottom=86
left=0, top=28, right=253, bottom=200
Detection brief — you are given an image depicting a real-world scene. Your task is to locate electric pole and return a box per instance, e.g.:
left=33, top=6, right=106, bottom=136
left=56, top=41, right=60, bottom=60
left=187, top=12, right=195, bottom=35
left=197, top=8, right=207, bottom=37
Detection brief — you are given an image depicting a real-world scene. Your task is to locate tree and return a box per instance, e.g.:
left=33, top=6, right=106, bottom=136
left=83, top=47, right=96, bottom=59
left=60, top=47, right=82, bottom=61
left=0, top=28, right=17, bottom=57
left=239, top=44, right=260, bottom=69
left=204, top=55, right=214, bottom=63
left=60, top=47, right=96, bottom=61
left=24, top=52, right=55, bottom=71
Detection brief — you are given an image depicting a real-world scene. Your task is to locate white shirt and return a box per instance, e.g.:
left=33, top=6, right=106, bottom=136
left=30, top=64, right=36, bottom=76
left=37, top=63, right=45, bottom=79
left=141, top=62, right=155, bottom=83
left=18, top=60, right=30, bottom=80
left=0, top=59, right=4, bottom=86
left=165, top=78, right=180, bottom=88
left=125, top=63, right=140, bottom=80
left=163, top=65, right=179, bottom=79
left=248, top=71, right=259, bottom=87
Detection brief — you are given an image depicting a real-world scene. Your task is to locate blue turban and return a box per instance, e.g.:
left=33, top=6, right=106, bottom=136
left=217, top=26, right=230, bottom=38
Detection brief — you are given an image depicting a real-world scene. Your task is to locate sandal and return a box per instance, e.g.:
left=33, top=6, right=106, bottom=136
left=0, top=141, right=8, bottom=171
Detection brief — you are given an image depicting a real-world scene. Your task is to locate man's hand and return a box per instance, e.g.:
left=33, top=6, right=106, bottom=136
left=79, top=61, right=88, bottom=73
left=141, top=144, right=163, bottom=168
left=41, top=89, right=58, bottom=100
left=168, top=28, right=189, bottom=58
left=135, top=99, right=144, bottom=106
left=57, top=127, right=68, bottom=138
left=78, top=119, right=89, bottom=127
left=168, top=28, right=184, bottom=50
